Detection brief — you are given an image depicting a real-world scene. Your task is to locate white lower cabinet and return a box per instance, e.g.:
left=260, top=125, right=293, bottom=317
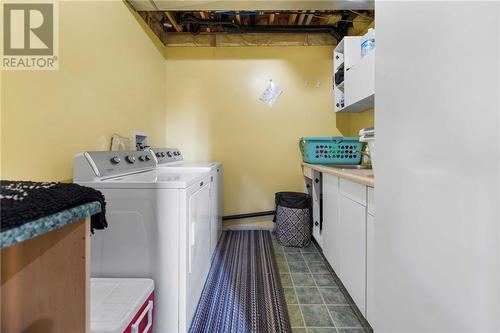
left=366, top=186, right=375, bottom=322
left=339, top=194, right=367, bottom=315
left=366, top=212, right=374, bottom=322
left=322, top=173, right=373, bottom=319
left=322, top=174, right=340, bottom=273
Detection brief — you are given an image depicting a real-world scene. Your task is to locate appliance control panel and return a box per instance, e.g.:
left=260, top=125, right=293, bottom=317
left=151, top=148, right=183, bottom=164
left=82, top=150, right=156, bottom=178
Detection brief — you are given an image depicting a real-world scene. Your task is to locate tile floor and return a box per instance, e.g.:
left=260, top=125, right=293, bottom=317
left=271, top=234, right=370, bottom=333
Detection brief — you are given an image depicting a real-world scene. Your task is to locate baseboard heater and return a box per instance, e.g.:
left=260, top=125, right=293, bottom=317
left=222, top=210, right=275, bottom=221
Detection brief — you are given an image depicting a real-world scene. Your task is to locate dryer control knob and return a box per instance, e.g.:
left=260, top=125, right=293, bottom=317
left=156, top=152, right=161, bottom=157
left=126, top=155, right=136, bottom=163
left=139, top=155, right=146, bottom=161
left=161, top=152, right=166, bottom=157
left=167, top=151, right=172, bottom=157
left=145, top=155, right=151, bottom=161
left=111, top=156, right=121, bottom=164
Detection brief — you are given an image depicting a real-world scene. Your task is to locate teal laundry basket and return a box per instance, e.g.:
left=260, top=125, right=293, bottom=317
left=300, top=136, right=362, bottom=165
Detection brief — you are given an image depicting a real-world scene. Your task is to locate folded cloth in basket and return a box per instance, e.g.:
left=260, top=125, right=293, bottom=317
left=359, top=127, right=375, bottom=137
left=0, top=180, right=107, bottom=233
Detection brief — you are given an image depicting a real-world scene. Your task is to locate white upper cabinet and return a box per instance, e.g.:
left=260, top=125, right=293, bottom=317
left=333, top=36, right=374, bottom=113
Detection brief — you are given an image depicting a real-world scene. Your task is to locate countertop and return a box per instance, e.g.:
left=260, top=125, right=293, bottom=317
left=302, top=163, right=374, bottom=187
left=0, top=201, right=101, bottom=249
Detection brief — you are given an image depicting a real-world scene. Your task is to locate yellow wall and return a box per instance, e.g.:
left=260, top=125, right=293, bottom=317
left=1, top=1, right=166, bottom=181
left=1, top=1, right=373, bottom=215
left=164, top=47, right=373, bottom=215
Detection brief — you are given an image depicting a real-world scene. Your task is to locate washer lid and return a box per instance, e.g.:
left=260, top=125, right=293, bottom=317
left=78, top=169, right=208, bottom=189
left=157, top=161, right=220, bottom=172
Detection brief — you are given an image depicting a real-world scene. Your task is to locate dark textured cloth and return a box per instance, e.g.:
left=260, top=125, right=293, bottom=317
left=1, top=180, right=107, bottom=233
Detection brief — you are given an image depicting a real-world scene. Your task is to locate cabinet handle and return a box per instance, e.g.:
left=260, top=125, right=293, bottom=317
left=131, top=300, right=153, bottom=333
left=306, top=184, right=311, bottom=188
left=315, top=178, right=319, bottom=184
left=314, top=221, right=319, bottom=226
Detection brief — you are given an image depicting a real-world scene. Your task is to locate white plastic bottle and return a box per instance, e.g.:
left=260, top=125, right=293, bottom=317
left=361, top=28, right=375, bottom=57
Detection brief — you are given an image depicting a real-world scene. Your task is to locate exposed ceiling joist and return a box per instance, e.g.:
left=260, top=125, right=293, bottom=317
left=132, top=0, right=374, bottom=11
left=165, top=11, right=183, bottom=32
left=304, top=12, right=314, bottom=25
left=297, top=11, right=306, bottom=25
left=269, top=13, right=275, bottom=25
left=130, top=3, right=374, bottom=47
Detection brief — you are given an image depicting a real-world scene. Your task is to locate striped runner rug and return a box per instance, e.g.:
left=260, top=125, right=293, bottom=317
left=189, top=230, right=291, bottom=333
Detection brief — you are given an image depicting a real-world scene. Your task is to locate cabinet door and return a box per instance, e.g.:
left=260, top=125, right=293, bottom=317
left=345, top=51, right=374, bottom=106
left=366, top=213, right=374, bottom=322
left=339, top=194, right=367, bottom=315
left=311, top=171, right=323, bottom=248
left=187, top=182, right=211, bottom=323
left=210, top=172, right=218, bottom=254
left=322, top=174, right=340, bottom=274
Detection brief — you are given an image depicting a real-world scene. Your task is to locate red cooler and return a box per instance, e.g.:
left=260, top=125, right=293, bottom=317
left=91, top=278, right=155, bottom=333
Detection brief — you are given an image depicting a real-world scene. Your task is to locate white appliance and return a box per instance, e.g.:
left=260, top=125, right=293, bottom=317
left=90, top=278, right=154, bottom=333
left=151, top=148, right=223, bottom=253
left=74, top=150, right=213, bottom=333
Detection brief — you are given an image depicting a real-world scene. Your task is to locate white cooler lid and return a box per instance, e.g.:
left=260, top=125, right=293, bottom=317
left=91, top=278, right=154, bottom=333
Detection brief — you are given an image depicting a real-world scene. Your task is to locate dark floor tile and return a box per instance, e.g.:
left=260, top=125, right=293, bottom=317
left=284, top=246, right=301, bottom=253
left=284, top=287, right=298, bottom=304
left=291, top=273, right=316, bottom=286
left=308, top=262, right=330, bottom=274
left=292, top=328, right=307, bottom=333
left=313, top=274, right=337, bottom=287
left=274, top=249, right=285, bottom=259
left=289, top=261, right=309, bottom=273
left=337, top=329, right=367, bottom=333
left=280, top=273, right=293, bottom=287
left=319, top=288, right=349, bottom=305
left=300, top=305, right=334, bottom=327
left=273, top=241, right=284, bottom=249
left=307, top=328, right=336, bottom=333
left=275, top=255, right=286, bottom=264
left=277, top=260, right=289, bottom=272
left=286, top=252, right=306, bottom=262
left=295, top=287, right=323, bottom=304
left=327, top=306, right=363, bottom=328
left=300, top=243, right=319, bottom=253
left=302, top=252, right=324, bottom=262
left=287, top=304, right=304, bottom=327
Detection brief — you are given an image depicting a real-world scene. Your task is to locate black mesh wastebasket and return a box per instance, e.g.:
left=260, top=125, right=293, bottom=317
left=274, top=192, right=312, bottom=247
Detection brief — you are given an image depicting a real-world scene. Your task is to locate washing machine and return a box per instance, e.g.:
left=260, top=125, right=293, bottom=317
left=74, top=150, right=212, bottom=333
left=150, top=148, right=223, bottom=253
